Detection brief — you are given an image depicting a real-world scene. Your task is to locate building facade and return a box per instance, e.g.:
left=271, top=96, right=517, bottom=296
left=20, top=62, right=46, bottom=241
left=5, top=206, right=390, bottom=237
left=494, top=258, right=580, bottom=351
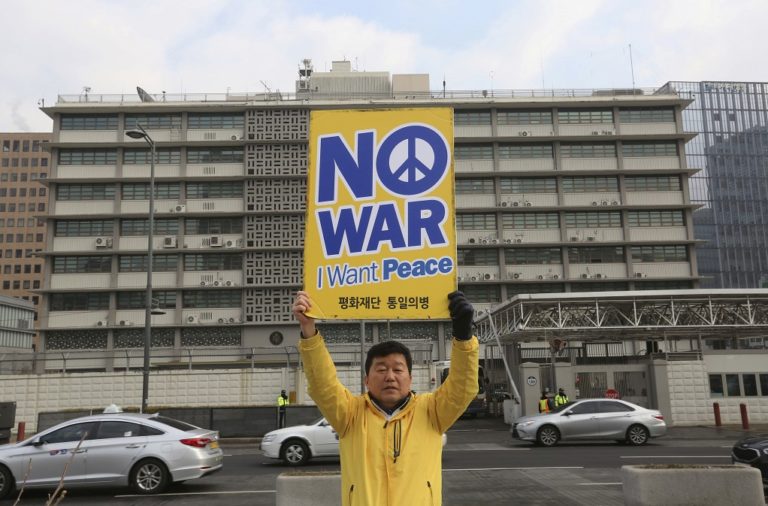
left=37, top=64, right=698, bottom=370
left=0, top=294, right=35, bottom=358
left=661, top=81, right=768, bottom=288
left=0, top=133, right=51, bottom=336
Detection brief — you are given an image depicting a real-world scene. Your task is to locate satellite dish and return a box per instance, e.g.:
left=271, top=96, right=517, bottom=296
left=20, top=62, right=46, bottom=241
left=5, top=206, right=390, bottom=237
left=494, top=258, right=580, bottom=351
left=136, top=86, right=155, bottom=102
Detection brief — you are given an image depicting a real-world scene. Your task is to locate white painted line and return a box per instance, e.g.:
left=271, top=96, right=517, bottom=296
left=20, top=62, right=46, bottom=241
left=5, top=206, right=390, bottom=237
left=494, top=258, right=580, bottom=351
left=620, top=455, right=729, bottom=459
left=577, top=482, right=622, bottom=486
left=445, top=447, right=530, bottom=452
left=445, top=466, right=583, bottom=472
left=115, top=490, right=276, bottom=498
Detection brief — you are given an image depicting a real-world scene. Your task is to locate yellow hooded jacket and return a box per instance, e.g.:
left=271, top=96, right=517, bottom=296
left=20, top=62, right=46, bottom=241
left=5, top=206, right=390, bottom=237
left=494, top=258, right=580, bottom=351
left=298, top=333, right=479, bottom=506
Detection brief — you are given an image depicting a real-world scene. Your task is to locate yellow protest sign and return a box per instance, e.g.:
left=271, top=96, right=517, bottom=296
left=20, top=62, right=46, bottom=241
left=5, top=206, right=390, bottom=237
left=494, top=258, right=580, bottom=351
left=304, top=107, right=455, bottom=319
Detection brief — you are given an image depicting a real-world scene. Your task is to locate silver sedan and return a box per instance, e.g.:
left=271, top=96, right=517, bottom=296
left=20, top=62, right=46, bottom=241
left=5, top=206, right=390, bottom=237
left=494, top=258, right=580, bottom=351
left=512, top=399, right=666, bottom=447
left=0, top=411, right=223, bottom=498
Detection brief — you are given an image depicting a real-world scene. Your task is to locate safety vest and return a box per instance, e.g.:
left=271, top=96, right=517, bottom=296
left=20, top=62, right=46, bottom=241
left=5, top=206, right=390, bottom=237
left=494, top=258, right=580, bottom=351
left=539, top=398, right=550, bottom=413
left=278, top=395, right=289, bottom=407
left=555, top=394, right=569, bottom=406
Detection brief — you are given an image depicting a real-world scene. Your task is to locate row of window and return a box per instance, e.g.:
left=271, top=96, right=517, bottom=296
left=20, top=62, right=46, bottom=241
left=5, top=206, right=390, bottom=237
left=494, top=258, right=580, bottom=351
left=457, top=210, right=686, bottom=229
left=456, top=175, right=682, bottom=194
left=0, top=158, right=49, bottom=168
left=0, top=203, right=46, bottom=213
left=1, top=263, right=42, bottom=275
left=0, top=218, right=44, bottom=228
left=455, top=108, right=675, bottom=126
left=1, top=139, right=46, bottom=152
left=1, top=280, right=41, bottom=290
left=52, top=254, right=243, bottom=273
left=0, top=187, right=47, bottom=198
left=53, top=217, right=243, bottom=237
left=457, top=280, right=694, bottom=302
left=58, top=148, right=244, bottom=165
left=56, top=181, right=243, bottom=201
left=0, top=249, right=40, bottom=259
left=458, top=245, right=689, bottom=265
left=49, top=290, right=242, bottom=311
left=0, top=170, right=48, bottom=180
left=60, top=113, right=245, bottom=130
left=709, top=373, right=768, bottom=397
left=454, top=142, right=678, bottom=159
left=0, top=233, right=45, bottom=243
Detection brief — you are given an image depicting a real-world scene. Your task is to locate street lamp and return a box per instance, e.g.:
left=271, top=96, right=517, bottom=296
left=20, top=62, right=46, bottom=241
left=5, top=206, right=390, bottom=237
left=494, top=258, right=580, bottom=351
left=124, top=124, right=162, bottom=413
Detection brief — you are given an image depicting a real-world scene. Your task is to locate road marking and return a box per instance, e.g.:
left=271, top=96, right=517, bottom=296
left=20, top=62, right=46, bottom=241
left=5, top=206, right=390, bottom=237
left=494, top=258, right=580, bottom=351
left=445, top=466, right=583, bottom=472
left=620, top=455, right=729, bottom=459
left=577, top=483, right=622, bottom=486
left=115, top=490, right=276, bottom=498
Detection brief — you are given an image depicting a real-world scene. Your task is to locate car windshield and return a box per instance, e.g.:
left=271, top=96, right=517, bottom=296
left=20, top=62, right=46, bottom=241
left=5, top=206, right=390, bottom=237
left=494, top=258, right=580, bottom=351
left=310, top=417, right=326, bottom=426
left=151, top=415, right=199, bottom=432
left=549, top=401, right=576, bottom=414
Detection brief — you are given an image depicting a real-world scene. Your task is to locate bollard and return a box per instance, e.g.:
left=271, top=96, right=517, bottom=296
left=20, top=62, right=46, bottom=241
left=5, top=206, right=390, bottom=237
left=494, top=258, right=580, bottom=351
left=17, top=421, right=25, bottom=442
left=713, top=402, right=721, bottom=427
left=739, top=403, right=749, bottom=430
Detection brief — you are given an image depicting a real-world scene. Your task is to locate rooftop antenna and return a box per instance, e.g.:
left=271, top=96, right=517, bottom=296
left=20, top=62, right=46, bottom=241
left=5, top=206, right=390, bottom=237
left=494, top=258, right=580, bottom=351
left=442, top=75, right=446, bottom=98
left=82, top=86, right=91, bottom=102
left=260, top=80, right=272, bottom=94
left=136, top=86, right=155, bottom=102
left=629, top=44, right=636, bottom=93
left=37, top=98, right=45, bottom=107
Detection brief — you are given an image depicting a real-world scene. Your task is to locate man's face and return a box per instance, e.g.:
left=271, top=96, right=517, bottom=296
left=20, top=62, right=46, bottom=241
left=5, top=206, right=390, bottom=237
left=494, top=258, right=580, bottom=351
left=364, top=353, right=412, bottom=410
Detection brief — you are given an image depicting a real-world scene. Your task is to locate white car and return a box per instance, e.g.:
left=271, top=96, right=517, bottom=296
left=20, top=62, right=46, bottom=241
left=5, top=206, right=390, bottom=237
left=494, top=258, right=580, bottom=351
left=0, top=411, right=223, bottom=498
left=261, top=417, right=447, bottom=466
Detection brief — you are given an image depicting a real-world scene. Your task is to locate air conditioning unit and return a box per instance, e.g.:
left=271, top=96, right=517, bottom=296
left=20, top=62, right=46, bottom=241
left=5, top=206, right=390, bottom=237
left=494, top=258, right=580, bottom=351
left=512, top=201, right=520, bottom=207
left=468, top=237, right=477, bottom=244
left=581, top=273, right=590, bottom=279
left=524, top=201, right=532, bottom=207
left=518, top=130, right=531, bottom=137
left=595, top=273, right=603, bottom=279
left=491, top=239, right=500, bottom=244
left=601, top=200, right=608, bottom=206
left=635, top=272, right=646, bottom=278
left=213, top=280, right=222, bottom=286
left=482, top=273, right=492, bottom=280
left=601, top=130, right=614, bottom=135
left=230, top=135, right=239, bottom=141
left=95, top=320, right=108, bottom=327
left=228, top=317, right=236, bottom=323
left=570, top=236, right=579, bottom=242
left=591, top=131, right=599, bottom=135
left=514, top=238, right=523, bottom=243
left=537, top=274, right=545, bottom=280
left=611, top=200, right=619, bottom=205
left=200, top=280, right=210, bottom=286
left=586, top=236, right=596, bottom=241
left=513, top=273, right=521, bottom=279
left=500, top=201, right=510, bottom=207
left=591, top=201, right=599, bottom=206
left=552, top=274, right=560, bottom=280
left=224, top=240, right=237, bottom=248
left=480, top=238, right=490, bottom=244
left=504, top=238, right=513, bottom=244
left=119, top=320, right=133, bottom=326
left=225, top=280, right=238, bottom=287
left=163, top=236, right=177, bottom=248
left=457, top=276, right=464, bottom=282
left=218, top=317, right=226, bottom=324
left=171, top=204, right=186, bottom=213
left=186, top=315, right=199, bottom=324
left=210, top=235, right=224, bottom=247
left=95, top=237, right=112, bottom=248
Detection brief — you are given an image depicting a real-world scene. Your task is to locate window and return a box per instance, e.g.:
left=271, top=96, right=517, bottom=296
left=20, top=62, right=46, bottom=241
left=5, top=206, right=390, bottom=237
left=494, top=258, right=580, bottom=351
left=631, top=245, right=688, bottom=262
left=94, top=421, right=144, bottom=439
left=497, top=110, right=552, bottom=125
left=457, top=249, right=498, bottom=266
left=622, top=142, right=678, bottom=157
left=454, top=110, right=491, bottom=126
left=57, top=184, right=116, bottom=200
left=186, top=181, right=243, bottom=199
left=455, top=179, right=494, bottom=194
left=627, top=210, right=684, bottom=227
left=568, top=246, right=624, bottom=263
left=560, top=143, right=616, bottom=158
left=743, top=374, right=758, bottom=396
left=12, top=140, right=20, bottom=152
left=121, top=182, right=180, bottom=200
left=456, top=214, right=496, bottom=230
left=60, top=115, right=119, bottom=130
left=41, top=422, right=98, bottom=444
left=33, top=280, right=40, bottom=289
left=498, top=144, right=553, bottom=159
left=625, top=176, right=681, bottom=192
left=50, top=292, right=110, bottom=311
left=558, top=110, right=613, bottom=124
left=22, top=140, right=30, bottom=152
left=32, top=140, right=41, bottom=152
left=564, top=212, right=621, bottom=228
left=499, top=177, right=556, bottom=193
left=760, top=374, right=768, bottom=396
left=118, top=254, right=179, bottom=272
left=598, top=401, right=634, bottom=413
left=29, top=188, right=36, bottom=197
left=184, top=253, right=242, bottom=271
left=1, top=281, right=8, bottom=289
left=502, top=212, right=559, bottom=229
left=120, top=218, right=179, bottom=236
left=58, top=149, right=117, bottom=165
left=118, top=291, right=176, bottom=309
left=54, top=220, right=114, bottom=237
left=454, top=144, right=493, bottom=160
left=182, top=290, right=241, bottom=308
left=187, top=113, right=244, bottom=129
left=37, top=203, right=45, bottom=212
left=561, top=176, right=618, bottom=192
left=53, top=256, right=112, bottom=273
left=1, top=140, right=9, bottom=151
left=505, top=247, right=561, bottom=265
left=568, top=401, right=599, bottom=414
left=726, top=374, right=741, bottom=396
left=619, top=108, right=674, bottom=123
left=124, top=114, right=182, bottom=130
left=185, top=217, right=243, bottom=235
left=187, top=148, right=244, bottom=163
left=39, top=188, right=46, bottom=196
left=458, top=285, right=500, bottom=303
left=123, top=148, right=181, bottom=165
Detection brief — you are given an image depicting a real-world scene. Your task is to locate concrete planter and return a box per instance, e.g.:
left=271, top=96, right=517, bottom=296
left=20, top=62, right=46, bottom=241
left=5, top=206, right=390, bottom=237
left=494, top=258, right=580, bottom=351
left=276, top=471, right=341, bottom=506
left=622, top=464, right=764, bottom=506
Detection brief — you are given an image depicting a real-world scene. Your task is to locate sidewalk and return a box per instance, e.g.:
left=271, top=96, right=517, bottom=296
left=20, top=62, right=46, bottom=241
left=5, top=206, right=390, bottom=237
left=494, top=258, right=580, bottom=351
left=666, top=423, right=768, bottom=440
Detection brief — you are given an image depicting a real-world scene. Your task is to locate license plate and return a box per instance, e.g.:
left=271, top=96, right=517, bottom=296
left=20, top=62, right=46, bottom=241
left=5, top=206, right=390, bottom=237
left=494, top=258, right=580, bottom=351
left=209, top=441, right=219, bottom=449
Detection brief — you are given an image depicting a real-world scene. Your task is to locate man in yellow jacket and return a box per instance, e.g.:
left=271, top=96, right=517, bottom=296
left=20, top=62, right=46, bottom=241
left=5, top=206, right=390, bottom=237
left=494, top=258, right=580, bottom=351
left=293, top=290, right=479, bottom=506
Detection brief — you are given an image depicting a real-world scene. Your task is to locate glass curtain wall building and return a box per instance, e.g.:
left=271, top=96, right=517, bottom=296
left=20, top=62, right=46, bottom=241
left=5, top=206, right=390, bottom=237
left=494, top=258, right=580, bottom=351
left=661, top=81, right=768, bottom=288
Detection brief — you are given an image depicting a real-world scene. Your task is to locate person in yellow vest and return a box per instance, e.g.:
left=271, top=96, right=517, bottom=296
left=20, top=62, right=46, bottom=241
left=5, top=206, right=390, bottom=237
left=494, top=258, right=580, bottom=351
left=538, top=392, right=550, bottom=413
left=555, top=388, right=569, bottom=407
left=293, top=290, right=478, bottom=506
left=277, top=389, right=289, bottom=428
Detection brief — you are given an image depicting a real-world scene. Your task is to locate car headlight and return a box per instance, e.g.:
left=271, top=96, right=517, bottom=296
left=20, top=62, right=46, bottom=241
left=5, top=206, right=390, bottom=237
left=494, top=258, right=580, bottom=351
left=763, top=448, right=768, bottom=455
left=518, top=421, right=535, bottom=428
left=262, top=434, right=276, bottom=443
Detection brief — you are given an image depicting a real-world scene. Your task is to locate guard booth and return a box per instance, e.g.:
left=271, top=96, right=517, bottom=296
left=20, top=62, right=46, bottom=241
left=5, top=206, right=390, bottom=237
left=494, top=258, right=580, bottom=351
left=0, top=402, right=16, bottom=445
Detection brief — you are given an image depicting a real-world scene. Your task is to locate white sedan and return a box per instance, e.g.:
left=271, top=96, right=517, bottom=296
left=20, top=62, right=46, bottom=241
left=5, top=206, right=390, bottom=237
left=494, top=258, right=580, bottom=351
left=261, top=417, right=447, bottom=466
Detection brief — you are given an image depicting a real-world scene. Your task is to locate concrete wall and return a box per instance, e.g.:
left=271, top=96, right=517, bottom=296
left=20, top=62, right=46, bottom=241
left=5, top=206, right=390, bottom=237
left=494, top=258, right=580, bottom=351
left=0, top=364, right=433, bottom=433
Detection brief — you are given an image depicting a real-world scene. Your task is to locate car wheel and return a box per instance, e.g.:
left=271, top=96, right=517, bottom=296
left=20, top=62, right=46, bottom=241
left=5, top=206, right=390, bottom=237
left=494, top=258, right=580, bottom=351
left=536, top=425, right=560, bottom=447
left=130, top=458, right=170, bottom=494
left=0, top=465, right=14, bottom=500
left=626, top=424, right=650, bottom=446
left=281, top=439, right=310, bottom=466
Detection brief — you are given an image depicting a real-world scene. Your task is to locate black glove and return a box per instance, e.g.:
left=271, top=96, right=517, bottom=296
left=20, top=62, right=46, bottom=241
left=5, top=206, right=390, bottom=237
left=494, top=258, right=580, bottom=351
left=448, top=291, right=474, bottom=340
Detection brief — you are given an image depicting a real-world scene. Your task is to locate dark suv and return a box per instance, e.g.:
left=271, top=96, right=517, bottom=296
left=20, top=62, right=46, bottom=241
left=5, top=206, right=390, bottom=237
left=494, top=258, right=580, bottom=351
left=731, top=435, right=768, bottom=485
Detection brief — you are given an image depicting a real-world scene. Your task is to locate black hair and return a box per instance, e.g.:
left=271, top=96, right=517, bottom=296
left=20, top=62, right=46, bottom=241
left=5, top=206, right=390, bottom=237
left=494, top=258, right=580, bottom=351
left=364, top=340, right=412, bottom=375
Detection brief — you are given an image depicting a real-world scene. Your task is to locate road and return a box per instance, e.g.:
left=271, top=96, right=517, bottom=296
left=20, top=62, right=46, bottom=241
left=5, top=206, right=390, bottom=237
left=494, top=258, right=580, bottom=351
left=4, top=419, right=750, bottom=506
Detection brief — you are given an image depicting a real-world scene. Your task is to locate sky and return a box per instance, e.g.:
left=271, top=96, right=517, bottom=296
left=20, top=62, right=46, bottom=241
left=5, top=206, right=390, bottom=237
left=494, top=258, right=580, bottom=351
left=2, top=0, right=768, bottom=132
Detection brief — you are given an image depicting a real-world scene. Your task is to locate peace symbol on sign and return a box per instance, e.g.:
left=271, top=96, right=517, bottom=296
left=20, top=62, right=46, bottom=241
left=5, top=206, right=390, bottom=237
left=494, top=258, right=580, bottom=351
left=376, top=124, right=449, bottom=196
